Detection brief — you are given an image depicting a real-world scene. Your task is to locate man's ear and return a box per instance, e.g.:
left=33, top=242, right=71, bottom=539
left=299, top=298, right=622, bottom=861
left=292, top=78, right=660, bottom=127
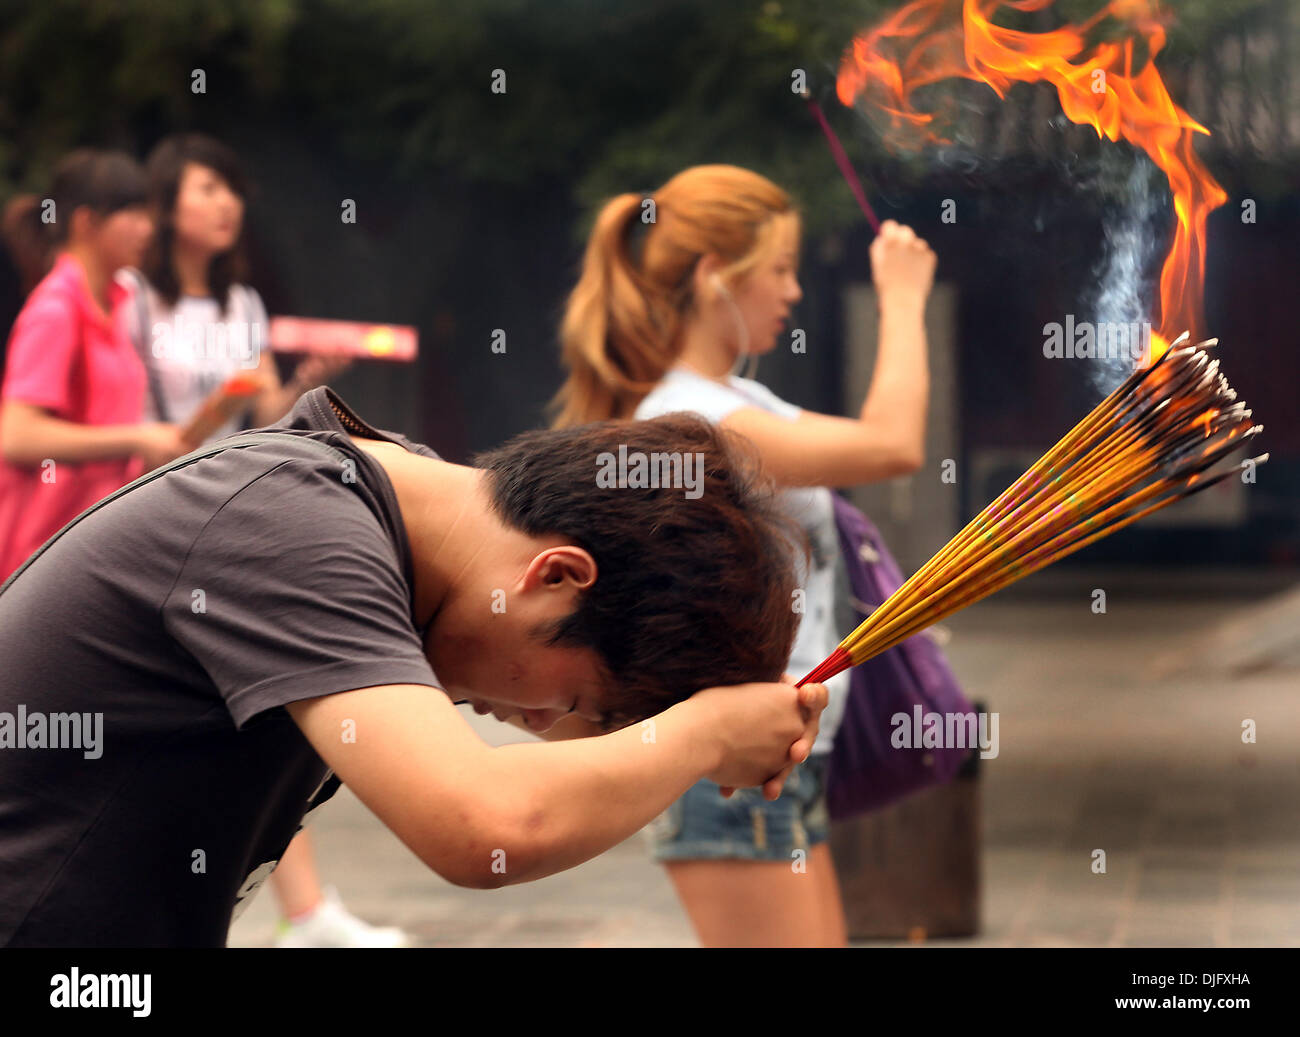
left=521, top=546, right=597, bottom=593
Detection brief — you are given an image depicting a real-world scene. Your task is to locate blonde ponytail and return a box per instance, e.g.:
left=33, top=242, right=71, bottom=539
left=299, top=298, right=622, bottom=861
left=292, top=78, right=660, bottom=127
left=552, top=193, right=679, bottom=425
left=552, top=165, right=795, bottom=428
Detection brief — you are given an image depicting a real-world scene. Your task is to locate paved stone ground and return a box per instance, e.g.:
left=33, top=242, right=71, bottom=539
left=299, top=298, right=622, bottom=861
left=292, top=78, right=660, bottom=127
left=229, top=582, right=1300, bottom=948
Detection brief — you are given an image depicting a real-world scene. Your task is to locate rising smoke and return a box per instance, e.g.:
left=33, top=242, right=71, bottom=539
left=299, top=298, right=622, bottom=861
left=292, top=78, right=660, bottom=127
left=1086, top=152, right=1168, bottom=395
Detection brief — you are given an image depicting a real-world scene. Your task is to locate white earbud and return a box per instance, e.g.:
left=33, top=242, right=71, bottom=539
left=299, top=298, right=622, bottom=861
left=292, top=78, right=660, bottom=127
left=708, top=273, right=756, bottom=380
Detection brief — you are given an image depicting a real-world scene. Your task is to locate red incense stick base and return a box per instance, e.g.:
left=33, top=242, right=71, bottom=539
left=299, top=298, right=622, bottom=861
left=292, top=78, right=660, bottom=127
left=797, top=646, right=852, bottom=688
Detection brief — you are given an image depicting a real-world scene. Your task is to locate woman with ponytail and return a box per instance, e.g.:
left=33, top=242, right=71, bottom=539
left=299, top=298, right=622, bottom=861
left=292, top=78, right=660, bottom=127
left=553, top=164, right=937, bottom=947
left=0, top=149, right=185, bottom=581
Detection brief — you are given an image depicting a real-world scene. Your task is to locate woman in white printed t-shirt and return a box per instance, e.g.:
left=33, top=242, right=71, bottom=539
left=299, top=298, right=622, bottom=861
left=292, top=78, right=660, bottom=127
left=125, top=134, right=400, bottom=949
left=125, top=134, right=348, bottom=440
left=552, top=165, right=936, bottom=948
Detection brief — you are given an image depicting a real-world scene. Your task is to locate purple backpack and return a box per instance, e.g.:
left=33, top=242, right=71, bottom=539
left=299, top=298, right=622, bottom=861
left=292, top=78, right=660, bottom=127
left=823, top=494, right=975, bottom=820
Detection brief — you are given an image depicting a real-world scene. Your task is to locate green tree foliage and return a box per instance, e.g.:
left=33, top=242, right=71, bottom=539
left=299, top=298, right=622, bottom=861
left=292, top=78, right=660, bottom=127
left=0, top=0, right=1278, bottom=233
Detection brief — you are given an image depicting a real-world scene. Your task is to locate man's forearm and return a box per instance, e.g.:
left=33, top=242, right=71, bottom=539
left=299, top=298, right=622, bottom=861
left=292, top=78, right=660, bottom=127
left=501, top=712, right=607, bottom=741
left=478, top=698, right=718, bottom=887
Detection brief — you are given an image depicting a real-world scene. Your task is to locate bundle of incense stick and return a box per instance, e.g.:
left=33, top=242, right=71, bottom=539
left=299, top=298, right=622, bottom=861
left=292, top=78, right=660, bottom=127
left=799, top=333, right=1267, bottom=687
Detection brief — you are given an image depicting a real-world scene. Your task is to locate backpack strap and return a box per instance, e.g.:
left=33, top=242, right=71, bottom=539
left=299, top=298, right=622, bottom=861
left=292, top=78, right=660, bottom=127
left=125, top=270, right=173, bottom=425
left=0, top=432, right=348, bottom=596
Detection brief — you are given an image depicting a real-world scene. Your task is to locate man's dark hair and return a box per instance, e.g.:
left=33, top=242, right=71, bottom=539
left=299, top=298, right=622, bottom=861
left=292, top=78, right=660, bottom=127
left=474, top=413, right=806, bottom=727
left=142, top=133, right=252, bottom=315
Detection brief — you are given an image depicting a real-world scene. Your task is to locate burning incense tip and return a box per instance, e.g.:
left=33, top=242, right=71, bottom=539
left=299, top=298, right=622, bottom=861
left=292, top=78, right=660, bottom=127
left=798, top=340, right=1265, bottom=686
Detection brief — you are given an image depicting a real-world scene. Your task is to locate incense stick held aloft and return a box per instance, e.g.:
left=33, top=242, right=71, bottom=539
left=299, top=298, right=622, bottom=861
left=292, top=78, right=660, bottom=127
left=799, top=88, right=883, bottom=234
left=799, top=334, right=1266, bottom=687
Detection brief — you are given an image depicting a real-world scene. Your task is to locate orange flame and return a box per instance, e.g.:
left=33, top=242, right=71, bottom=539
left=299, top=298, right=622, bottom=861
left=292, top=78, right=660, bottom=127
left=837, top=0, right=1227, bottom=361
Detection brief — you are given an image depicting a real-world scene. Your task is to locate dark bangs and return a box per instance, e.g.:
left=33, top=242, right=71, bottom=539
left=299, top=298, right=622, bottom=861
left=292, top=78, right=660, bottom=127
left=142, top=134, right=253, bottom=312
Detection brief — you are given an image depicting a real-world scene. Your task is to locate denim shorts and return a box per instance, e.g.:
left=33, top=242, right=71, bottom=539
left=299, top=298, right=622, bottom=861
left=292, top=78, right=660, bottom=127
left=645, top=753, right=831, bottom=862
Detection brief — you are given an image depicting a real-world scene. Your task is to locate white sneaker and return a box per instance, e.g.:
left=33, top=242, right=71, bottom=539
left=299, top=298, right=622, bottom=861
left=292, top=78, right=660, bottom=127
left=273, top=887, right=411, bottom=948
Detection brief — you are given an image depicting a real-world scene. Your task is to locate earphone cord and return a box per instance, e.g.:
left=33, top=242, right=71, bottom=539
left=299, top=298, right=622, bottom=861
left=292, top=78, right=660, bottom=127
left=719, top=284, right=758, bottom=381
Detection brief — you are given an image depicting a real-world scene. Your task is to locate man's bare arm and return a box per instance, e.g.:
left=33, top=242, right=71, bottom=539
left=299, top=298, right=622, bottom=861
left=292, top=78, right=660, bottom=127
left=499, top=713, right=608, bottom=740
left=288, top=680, right=823, bottom=890
left=287, top=683, right=718, bottom=889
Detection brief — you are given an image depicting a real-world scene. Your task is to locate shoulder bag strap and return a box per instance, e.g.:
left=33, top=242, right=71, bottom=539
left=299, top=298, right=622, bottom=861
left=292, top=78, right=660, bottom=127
left=126, top=270, right=173, bottom=425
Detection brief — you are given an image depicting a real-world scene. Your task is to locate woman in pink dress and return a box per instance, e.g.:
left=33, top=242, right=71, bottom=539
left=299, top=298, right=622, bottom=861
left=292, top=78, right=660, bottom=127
left=0, top=149, right=187, bottom=582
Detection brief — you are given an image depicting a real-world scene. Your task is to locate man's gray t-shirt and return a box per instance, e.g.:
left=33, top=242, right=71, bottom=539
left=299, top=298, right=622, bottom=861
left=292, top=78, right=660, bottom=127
left=0, top=387, right=441, bottom=946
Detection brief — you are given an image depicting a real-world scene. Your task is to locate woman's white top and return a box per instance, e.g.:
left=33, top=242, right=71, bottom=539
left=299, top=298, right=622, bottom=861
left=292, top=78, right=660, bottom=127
left=122, top=272, right=268, bottom=443
left=635, top=368, right=850, bottom=756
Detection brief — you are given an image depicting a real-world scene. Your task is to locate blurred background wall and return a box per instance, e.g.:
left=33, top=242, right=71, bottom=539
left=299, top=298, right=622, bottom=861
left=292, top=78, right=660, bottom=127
left=1, top=0, right=1296, bottom=573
